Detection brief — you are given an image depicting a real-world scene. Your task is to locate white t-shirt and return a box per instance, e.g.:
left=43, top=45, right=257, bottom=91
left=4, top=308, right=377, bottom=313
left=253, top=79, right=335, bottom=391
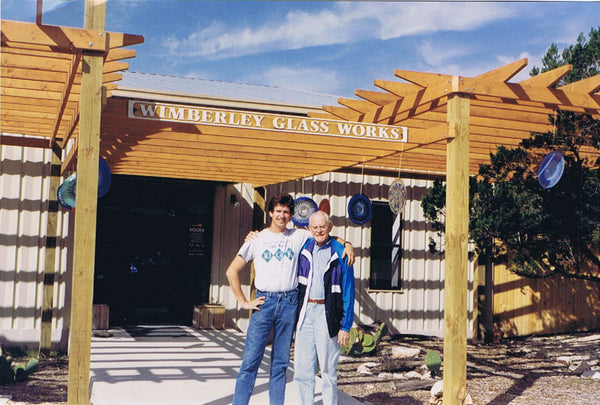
left=237, top=228, right=311, bottom=292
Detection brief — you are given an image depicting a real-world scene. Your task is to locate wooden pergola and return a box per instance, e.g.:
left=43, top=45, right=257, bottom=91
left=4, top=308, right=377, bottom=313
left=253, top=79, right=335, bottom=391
left=2, top=1, right=600, bottom=403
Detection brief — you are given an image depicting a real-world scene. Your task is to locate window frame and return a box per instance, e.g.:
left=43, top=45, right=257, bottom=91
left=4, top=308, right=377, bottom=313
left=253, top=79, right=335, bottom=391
left=368, top=200, right=403, bottom=292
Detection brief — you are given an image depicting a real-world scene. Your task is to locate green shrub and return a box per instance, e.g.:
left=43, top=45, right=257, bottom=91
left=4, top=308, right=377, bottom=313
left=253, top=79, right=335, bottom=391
left=0, top=346, right=40, bottom=385
left=341, top=322, right=388, bottom=356
left=425, top=350, right=442, bottom=377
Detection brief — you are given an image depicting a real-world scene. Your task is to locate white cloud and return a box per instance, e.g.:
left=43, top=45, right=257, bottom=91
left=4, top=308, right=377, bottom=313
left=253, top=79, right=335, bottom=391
left=496, top=52, right=539, bottom=82
left=163, top=2, right=516, bottom=60
left=418, top=40, right=468, bottom=67
left=243, top=66, right=341, bottom=94
left=366, top=2, right=515, bottom=39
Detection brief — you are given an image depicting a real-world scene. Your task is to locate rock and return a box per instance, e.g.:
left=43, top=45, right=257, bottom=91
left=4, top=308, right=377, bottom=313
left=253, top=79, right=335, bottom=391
left=580, top=369, right=600, bottom=380
left=378, top=372, right=393, bottom=379
left=358, top=362, right=380, bottom=375
left=507, top=348, right=529, bottom=357
left=405, top=370, right=423, bottom=380
left=0, top=395, right=13, bottom=405
left=556, top=355, right=573, bottom=366
left=569, top=360, right=591, bottom=374
left=429, top=382, right=473, bottom=405
left=392, top=346, right=421, bottom=358
left=430, top=380, right=443, bottom=397
left=429, top=380, right=444, bottom=404
left=392, top=372, right=407, bottom=380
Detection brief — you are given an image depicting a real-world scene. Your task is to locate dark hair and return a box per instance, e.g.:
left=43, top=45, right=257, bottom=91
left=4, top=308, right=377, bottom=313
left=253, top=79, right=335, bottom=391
left=268, top=194, right=295, bottom=215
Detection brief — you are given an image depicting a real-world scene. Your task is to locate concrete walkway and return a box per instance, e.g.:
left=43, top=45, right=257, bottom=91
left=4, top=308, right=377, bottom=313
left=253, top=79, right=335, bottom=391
left=90, top=325, right=363, bottom=405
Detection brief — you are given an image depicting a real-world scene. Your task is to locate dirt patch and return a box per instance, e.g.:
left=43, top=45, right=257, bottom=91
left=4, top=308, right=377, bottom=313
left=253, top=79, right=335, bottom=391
left=1, top=356, right=68, bottom=405
left=2, top=332, right=599, bottom=404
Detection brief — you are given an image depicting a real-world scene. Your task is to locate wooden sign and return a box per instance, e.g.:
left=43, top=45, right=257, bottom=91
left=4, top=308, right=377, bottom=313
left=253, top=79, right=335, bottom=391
left=128, top=100, right=407, bottom=143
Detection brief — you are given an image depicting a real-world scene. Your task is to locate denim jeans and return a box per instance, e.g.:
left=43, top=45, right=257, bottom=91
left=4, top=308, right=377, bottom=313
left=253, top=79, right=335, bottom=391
left=294, top=302, right=341, bottom=405
left=233, top=289, right=297, bottom=405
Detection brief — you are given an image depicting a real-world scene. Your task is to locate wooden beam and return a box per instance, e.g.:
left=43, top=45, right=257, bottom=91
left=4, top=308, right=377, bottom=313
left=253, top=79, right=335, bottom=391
left=36, top=0, right=43, bottom=25
left=520, top=64, right=572, bottom=88
left=105, top=48, right=136, bottom=62
left=0, top=134, right=50, bottom=148
left=0, top=20, right=107, bottom=52
left=39, top=143, right=61, bottom=355
left=443, top=85, right=470, bottom=405
left=375, top=79, right=421, bottom=96
left=50, top=51, right=81, bottom=146
left=393, top=70, right=450, bottom=88
left=475, top=58, right=528, bottom=82
left=67, top=1, right=105, bottom=404
left=558, top=74, right=600, bottom=94
left=321, top=105, right=363, bottom=121
left=337, top=97, right=378, bottom=113
left=105, top=30, right=144, bottom=49
left=461, top=77, right=600, bottom=112
left=355, top=89, right=399, bottom=106
left=61, top=142, right=78, bottom=175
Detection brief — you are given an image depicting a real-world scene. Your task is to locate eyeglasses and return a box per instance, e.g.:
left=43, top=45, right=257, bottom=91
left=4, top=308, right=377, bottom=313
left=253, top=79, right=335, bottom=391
left=309, top=225, right=329, bottom=231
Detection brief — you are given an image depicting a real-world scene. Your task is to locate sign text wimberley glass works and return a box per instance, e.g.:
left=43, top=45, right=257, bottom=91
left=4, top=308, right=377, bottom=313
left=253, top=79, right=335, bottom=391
left=128, top=100, right=407, bottom=143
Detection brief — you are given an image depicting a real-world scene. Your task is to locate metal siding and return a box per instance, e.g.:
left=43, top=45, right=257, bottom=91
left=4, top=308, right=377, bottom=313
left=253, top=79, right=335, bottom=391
left=0, top=145, right=21, bottom=330
left=0, top=140, right=70, bottom=347
left=15, top=146, right=46, bottom=330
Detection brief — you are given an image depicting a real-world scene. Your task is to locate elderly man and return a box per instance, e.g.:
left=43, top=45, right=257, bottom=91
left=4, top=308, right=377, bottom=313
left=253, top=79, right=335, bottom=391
left=295, top=210, right=355, bottom=405
left=226, top=195, right=354, bottom=405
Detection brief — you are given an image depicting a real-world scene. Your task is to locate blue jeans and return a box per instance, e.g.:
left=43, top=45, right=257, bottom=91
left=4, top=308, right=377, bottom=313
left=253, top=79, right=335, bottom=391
left=233, top=289, right=298, bottom=405
left=294, top=302, right=341, bottom=405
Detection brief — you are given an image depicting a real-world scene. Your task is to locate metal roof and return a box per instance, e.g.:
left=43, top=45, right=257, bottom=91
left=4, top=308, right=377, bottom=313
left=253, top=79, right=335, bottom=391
left=118, top=71, right=341, bottom=109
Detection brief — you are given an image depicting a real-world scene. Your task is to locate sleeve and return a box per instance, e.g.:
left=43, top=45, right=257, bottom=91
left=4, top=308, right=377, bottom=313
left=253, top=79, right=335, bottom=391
left=237, top=240, right=254, bottom=263
left=340, top=259, right=355, bottom=332
left=297, top=228, right=311, bottom=244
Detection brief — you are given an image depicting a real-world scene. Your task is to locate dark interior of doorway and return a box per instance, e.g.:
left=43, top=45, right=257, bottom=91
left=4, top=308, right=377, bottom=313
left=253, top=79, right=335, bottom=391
left=94, top=175, right=215, bottom=326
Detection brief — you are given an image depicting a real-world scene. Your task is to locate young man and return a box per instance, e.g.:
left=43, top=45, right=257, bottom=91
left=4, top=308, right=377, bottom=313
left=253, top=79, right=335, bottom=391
left=226, top=195, right=354, bottom=405
left=295, top=210, right=355, bottom=405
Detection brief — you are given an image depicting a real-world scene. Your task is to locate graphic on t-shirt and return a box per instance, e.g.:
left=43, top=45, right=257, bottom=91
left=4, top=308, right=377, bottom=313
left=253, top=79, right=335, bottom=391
left=261, top=247, right=295, bottom=262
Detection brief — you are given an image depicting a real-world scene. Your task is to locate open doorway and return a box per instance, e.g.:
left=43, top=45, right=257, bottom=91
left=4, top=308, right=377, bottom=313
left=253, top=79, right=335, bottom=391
left=94, top=175, right=215, bottom=326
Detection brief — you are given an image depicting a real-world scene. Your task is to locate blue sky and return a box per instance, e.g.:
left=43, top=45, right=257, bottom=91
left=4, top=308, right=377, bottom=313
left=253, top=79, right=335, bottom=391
left=2, top=1, right=599, bottom=98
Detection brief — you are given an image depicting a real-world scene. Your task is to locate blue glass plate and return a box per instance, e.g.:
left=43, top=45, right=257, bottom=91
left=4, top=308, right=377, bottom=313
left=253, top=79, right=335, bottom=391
left=57, top=173, right=77, bottom=209
left=348, top=194, right=371, bottom=225
left=537, top=151, right=564, bottom=189
left=57, top=158, right=112, bottom=209
left=388, top=178, right=407, bottom=215
left=292, top=196, right=317, bottom=227
left=98, top=157, right=112, bottom=197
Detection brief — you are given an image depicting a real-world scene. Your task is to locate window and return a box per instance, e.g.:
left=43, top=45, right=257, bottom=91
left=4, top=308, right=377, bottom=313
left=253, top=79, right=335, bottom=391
left=369, top=201, right=402, bottom=290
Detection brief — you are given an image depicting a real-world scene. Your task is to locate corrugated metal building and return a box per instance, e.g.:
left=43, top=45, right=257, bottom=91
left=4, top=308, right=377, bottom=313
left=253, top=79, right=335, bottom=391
left=0, top=72, right=477, bottom=349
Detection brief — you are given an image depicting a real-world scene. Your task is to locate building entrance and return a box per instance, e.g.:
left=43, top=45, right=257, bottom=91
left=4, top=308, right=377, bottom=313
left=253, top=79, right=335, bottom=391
left=94, top=175, right=214, bottom=326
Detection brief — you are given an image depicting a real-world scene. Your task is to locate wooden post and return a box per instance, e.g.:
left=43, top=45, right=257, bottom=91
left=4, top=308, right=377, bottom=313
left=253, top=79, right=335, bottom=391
left=443, top=86, right=470, bottom=405
left=67, top=1, right=106, bottom=404
left=39, top=143, right=62, bottom=355
left=36, top=0, right=43, bottom=24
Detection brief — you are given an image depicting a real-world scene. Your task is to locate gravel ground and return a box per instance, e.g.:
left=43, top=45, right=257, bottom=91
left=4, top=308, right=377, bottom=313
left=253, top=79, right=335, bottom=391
left=2, top=332, right=599, bottom=404
left=337, top=332, right=600, bottom=404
